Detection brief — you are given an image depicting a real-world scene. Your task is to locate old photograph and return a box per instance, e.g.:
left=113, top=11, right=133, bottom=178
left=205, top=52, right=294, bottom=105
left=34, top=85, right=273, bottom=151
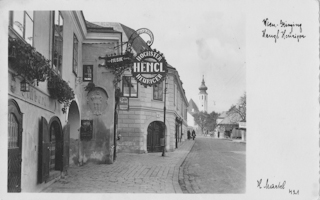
left=2, top=0, right=319, bottom=199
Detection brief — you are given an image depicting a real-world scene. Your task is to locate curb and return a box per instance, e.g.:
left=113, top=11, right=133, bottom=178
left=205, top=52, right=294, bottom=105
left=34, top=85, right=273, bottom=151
left=172, top=140, right=195, bottom=193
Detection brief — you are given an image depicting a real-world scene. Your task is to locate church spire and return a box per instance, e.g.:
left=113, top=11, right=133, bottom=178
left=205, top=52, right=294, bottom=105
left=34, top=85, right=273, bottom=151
left=199, top=75, right=208, bottom=92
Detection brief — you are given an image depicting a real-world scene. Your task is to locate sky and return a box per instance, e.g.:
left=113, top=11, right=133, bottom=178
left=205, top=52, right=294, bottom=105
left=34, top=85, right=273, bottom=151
left=1, top=0, right=246, bottom=113
left=81, top=0, right=246, bottom=113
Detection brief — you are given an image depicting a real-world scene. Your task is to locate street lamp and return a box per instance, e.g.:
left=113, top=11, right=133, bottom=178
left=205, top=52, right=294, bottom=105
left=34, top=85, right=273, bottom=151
left=20, top=79, right=30, bottom=92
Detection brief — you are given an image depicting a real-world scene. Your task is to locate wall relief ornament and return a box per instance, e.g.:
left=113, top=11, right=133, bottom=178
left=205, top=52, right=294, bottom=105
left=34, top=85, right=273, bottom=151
left=87, top=88, right=108, bottom=116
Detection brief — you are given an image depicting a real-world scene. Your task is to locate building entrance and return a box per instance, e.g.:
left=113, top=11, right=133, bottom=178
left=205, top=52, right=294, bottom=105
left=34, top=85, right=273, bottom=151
left=8, top=100, right=23, bottom=192
left=147, top=121, right=165, bottom=152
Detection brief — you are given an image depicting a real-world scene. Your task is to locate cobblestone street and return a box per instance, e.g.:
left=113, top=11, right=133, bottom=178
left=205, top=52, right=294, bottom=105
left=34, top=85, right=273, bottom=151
left=179, top=137, right=246, bottom=193
left=42, top=140, right=194, bottom=193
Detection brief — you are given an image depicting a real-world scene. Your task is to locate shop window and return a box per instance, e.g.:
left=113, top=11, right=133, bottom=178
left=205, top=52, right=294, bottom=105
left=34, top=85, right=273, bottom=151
left=52, top=11, right=63, bottom=74
left=72, top=34, right=78, bottom=76
left=153, top=82, right=163, bottom=101
left=122, top=76, right=138, bottom=98
left=10, top=11, right=34, bottom=45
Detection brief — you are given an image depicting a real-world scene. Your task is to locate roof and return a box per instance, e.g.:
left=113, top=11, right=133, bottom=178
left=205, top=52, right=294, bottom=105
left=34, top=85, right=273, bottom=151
left=219, top=112, right=242, bottom=125
left=85, top=21, right=121, bottom=33
left=218, top=111, right=227, bottom=118
left=188, top=99, right=199, bottom=114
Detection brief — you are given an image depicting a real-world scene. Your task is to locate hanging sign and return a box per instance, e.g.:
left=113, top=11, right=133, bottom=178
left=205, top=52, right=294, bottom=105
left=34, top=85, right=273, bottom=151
left=131, top=49, right=168, bottom=87
left=126, top=28, right=154, bottom=52
left=119, top=97, right=129, bottom=110
left=99, top=51, right=133, bottom=67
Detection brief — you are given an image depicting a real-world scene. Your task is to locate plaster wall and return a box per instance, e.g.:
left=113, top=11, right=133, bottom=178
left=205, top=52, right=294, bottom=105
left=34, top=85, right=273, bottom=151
left=80, top=42, right=117, bottom=164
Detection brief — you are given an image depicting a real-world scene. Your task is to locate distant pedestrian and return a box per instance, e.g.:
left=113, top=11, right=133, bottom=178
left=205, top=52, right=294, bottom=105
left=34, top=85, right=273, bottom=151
left=187, top=130, right=191, bottom=140
left=192, top=130, right=196, bottom=140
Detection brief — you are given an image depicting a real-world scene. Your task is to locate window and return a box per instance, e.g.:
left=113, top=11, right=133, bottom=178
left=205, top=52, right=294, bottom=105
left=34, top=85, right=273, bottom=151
left=73, top=34, right=78, bottom=76
left=181, top=98, right=183, bottom=115
left=173, top=84, right=176, bottom=106
left=177, top=92, right=179, bottom=110
left=122, top=76, right=138, bottom=98
left=10, top=11, right=34, bottom=45
left=53, top=11, right=63, bottom=74
left=153, top=82, right=163, bottom=101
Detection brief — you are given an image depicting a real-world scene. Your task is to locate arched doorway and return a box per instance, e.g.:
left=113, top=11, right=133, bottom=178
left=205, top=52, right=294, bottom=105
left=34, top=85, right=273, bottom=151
left=67, top=101, right=80, bottom=166
left=8, top=99, right=23, bottom=192
left=147, top=121, right=165, bottom=152
left=48, top=117, right=63, bottom=177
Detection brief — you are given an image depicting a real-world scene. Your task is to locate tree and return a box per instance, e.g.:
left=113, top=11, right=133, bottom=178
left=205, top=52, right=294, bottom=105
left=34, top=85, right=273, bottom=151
left=227, top=92, right=246, bottom=123
left=193, top=111, right=207, bottom=133
left=193, top=111, right=219, bottom=133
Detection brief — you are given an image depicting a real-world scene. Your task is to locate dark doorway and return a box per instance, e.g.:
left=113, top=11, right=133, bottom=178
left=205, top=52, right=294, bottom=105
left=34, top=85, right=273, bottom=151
left=8, top=100, right=23, bottom=193
left=147, top=121, right=165, bottom=152
left=49, top=120, right=63, bottom=172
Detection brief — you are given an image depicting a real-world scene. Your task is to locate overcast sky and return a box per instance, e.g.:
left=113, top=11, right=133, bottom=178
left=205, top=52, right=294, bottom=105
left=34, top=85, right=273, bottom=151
left=3, top=0, right=246, bottom=113
left=83, top=0, right=246, bottom=113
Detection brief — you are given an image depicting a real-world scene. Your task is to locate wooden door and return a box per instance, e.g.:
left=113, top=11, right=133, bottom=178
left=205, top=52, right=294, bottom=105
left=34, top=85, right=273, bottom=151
left=38, top=117, right=50, bottom=183
left=147, top=122, right=164, bottom=152
left=8, top=101, right=23, bottom=192
left=63, top=124, right=70, bottom=172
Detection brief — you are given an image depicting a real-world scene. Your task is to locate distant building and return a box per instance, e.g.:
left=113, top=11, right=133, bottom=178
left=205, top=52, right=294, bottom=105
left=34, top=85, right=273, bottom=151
left=187, top=99, right=199, bottom=130
left=198, top=76, right=208, bottom=112
left=215, top=111, right=241, bottom=138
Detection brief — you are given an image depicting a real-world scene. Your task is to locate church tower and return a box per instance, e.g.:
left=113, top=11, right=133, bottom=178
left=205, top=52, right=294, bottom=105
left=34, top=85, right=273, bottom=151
left=198, top=76, right=208, bottom=112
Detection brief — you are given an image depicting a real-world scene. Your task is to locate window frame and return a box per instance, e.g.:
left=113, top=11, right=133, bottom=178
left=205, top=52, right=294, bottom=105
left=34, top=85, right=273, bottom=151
left=52, top=11, right=64, bottom=75
left=72, top=33, right=79, bottom=76
left=122, top=76, right=138, bottom=98
left=153, top=81, right=164, bottom=101
left=10, top=11, right=34, bottom=46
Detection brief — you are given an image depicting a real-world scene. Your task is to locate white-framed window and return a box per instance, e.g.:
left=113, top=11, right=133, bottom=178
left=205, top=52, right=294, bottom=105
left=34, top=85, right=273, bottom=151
left=10, top=11, right=34, bottom=45
left=122, top=76, right=138, bottom=98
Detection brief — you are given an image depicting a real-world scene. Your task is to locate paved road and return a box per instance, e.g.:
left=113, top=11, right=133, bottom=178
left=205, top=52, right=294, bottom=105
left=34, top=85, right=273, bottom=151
left=178, top=137, right=246, bottom=193
left=42, top=140, right=194, bottom=193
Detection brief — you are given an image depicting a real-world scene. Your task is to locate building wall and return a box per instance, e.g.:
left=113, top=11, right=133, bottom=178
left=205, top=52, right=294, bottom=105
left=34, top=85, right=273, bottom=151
left=80, top=42, right=119, bottom=164
left=117, top=68, right=188, bottom=153
left=8, top=11, right=84, bottom=192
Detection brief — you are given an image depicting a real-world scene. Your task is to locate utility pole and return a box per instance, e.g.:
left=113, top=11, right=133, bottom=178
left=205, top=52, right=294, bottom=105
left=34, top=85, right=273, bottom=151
left=162, top=77, right=167, bottom=157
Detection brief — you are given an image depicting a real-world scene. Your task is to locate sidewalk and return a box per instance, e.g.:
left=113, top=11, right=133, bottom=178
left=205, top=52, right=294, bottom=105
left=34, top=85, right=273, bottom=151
left=42, top=140, right=195, bottom=193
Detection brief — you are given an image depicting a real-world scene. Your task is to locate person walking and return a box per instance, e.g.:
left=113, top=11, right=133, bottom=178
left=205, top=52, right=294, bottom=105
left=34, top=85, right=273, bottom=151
left=192, top=130, right=196, bottom=140
left=187, top=130, right=191, bottom=140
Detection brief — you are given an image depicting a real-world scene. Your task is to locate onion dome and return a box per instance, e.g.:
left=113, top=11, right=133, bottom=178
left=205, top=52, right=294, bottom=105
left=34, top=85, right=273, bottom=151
left=199, top=76, right=208, bottom=94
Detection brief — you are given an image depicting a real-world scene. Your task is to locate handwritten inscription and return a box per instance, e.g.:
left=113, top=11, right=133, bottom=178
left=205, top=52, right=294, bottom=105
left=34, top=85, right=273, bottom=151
left=262, top=18, right=306, bottom=43
left=289, top=189, right=299, bottom=195
left=257, top=179, right=286, bottom=189
left=257, top=179, right=300, bottom=195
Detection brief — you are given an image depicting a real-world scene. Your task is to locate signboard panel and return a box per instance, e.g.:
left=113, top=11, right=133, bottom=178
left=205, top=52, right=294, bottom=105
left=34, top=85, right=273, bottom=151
left=239, top=122, right=246, bottom=129
left=119, top=97, right=129, bottom=110
left=83, top=65, right=93, bottom=82
left=131, top=49, right=168, bottom=87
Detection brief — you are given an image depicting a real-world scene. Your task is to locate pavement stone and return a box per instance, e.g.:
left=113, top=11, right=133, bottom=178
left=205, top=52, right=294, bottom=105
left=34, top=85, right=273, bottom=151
left=42, top=140, right=195, bottom=193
